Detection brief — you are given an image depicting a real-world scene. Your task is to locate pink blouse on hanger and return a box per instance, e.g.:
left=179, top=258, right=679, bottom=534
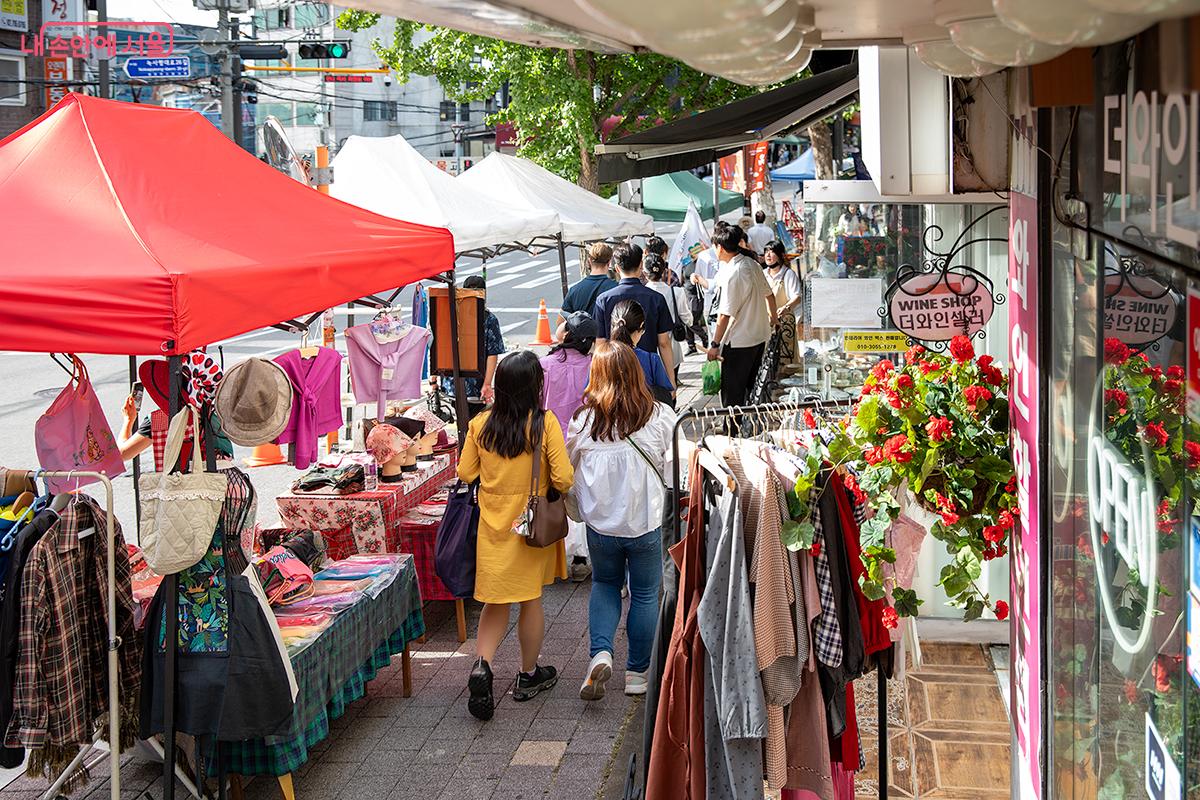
left=274, top=347, right=343, bottom=470
left=344, top=323, right=431, bottom=419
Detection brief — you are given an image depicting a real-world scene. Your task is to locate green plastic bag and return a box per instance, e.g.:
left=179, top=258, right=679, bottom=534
left=701, top=360, right=722, bottom=396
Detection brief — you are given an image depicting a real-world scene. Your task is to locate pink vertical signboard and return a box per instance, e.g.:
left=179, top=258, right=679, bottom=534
left=1008, top=190, right=1041, bottom=799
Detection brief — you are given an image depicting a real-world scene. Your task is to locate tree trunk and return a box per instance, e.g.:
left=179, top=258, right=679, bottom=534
left=808, top=119, right=835, bottom=180
left=578, top=145, right=599, bottom=194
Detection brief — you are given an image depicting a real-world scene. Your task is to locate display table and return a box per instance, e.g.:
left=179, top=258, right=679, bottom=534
left=276, top=452, right=468, bottom=642
left=276, top=453, right=456, bottom=554
left=225, top=555, right=425, bottom=798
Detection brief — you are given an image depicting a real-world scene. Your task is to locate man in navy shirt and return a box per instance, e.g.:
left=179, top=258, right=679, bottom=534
left=592, top=243, right=674, bottom=378
left=560, top=242, right=617, bottom=316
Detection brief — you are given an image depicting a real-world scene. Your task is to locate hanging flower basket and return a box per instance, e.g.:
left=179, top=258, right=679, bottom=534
left=786, top=335, right=1018, bottom=623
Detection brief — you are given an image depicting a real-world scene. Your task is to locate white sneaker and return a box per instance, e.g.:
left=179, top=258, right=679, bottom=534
left=579, top=651, right=613, bottom=701
left=625, top=669, right=648, bottom=696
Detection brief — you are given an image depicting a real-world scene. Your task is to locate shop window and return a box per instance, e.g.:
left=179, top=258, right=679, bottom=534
left=0, top=55, right=25, bottom=106
left=362, top=100, right=396, bottom=122
left=292, top=3, right=330, bottom=30
left=256, top=101, right=292, bottom=125
left=293, top=102, right=319, bottom=126
left=252, top=7, right=290, bottom=30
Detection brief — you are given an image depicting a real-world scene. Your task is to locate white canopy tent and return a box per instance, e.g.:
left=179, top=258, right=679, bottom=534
left=330, top=134, right=561, bottom=257
left=458, top=152, right=654, bottom=242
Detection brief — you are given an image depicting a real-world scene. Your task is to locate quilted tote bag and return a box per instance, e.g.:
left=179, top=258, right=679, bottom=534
left=434, top=480, right=479, bottom=599
left=35, top=354, right=126, bottom=493
left=138, top=406, right=228, bottom=574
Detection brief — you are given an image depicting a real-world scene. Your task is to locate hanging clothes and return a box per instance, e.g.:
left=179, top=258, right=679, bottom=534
left=274, top=346, right=344, bottom=470
left=832, top=473, right=892, bottom=661
left=697, top=480, right=767, bottom=800
left=646, top=454, right=708, bottom=800
left=345, top=322, right=432, bottom=420
left=0, top=505, right=57, bottom=769
left=411, top=282, right=431, bottom=381
left=721, top=444, right=799, bottom=790
left=6, top=497, right=141, bottom=785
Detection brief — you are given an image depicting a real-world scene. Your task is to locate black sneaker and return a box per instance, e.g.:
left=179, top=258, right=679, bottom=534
left=512, top=664, right=558, bottom=702
left=467, top=658, right=494, bottom=721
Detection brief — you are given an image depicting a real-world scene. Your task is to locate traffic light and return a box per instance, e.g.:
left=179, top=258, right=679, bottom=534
left=238, top=44, right=288, bottom=60
left=298, top=42, right=351, bottom=60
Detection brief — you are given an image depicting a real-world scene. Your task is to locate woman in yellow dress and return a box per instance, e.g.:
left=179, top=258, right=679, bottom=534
left=457, top=349, right=573, bottom=721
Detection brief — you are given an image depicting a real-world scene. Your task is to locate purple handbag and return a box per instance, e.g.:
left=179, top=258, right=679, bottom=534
left=434, top=480, right=479, bottom=599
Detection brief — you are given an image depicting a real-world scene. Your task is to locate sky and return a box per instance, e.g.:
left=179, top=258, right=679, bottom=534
left=108, top=0, right=220, bottom=29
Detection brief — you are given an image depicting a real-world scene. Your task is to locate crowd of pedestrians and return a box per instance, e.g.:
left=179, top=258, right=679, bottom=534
left=453, top=209, right=799, bottom=721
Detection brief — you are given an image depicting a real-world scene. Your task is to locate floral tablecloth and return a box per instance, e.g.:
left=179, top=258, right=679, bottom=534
left=276, top=452, right=456, bottom=554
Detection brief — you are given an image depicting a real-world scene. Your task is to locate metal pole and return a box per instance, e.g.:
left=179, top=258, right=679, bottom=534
left=445, top=271, right=470, bottom=445
left=129, top=356, right=141, bottom=525
left=161, top=356, right=182, bottom=800
left=711, top=160, right=720, bottom=225
left=879, top=666, right=888, bottom=800
left=555, top=233, right=569, bottom=301
left=231, top=19, right=244, bottom=150
left=97, top=0, right=109, bottom=99
left=218, top=6, right=235, bottom=140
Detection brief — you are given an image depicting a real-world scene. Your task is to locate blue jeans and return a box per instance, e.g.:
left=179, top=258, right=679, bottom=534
left=586, top=527, right=662, bottom=673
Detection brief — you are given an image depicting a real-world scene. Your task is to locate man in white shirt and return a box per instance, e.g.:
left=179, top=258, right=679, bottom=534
left=746, top=210, right=774, bottom=254
left=706, top=225, right=778, bottom=407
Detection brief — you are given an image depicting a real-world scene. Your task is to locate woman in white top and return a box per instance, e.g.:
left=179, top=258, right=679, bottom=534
left=643, top=253, right=691, bottom=378
left=567, top=341, right=676, bottom=700
left=763, top=240, right=802, bottom=317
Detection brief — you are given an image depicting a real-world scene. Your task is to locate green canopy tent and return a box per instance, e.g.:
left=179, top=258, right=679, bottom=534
left=641, top=171, right=743, bottom=222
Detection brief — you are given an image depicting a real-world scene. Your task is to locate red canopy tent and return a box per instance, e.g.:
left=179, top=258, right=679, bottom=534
left=0, top=93, right=455, bottom=355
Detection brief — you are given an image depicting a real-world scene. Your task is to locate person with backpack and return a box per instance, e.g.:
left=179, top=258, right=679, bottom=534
left=567, top=341, right=676, bottom=700
left=560, top=242, right=617, bottom=316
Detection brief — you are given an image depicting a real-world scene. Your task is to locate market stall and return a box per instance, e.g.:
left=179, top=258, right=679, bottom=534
left=458, top=150, right=654, bottom=241
left=638, top=171, right=743, bottom=222
left=0, top=93, right=461, bottom=800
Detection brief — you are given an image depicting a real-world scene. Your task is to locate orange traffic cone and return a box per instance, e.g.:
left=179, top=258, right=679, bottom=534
left=244, top=443, right=287, bottom=467
left=531, top=299, right=555, bottom=345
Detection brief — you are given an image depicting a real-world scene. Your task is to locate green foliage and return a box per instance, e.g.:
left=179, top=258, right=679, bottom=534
left=336, top=14, right=765, bottom=188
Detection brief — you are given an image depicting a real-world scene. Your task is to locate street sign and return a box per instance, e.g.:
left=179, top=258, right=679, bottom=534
left=123, top=56, right=190, bottom=79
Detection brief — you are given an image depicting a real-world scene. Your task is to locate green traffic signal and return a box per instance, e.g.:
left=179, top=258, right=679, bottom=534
left=327, top=42, right=347, bottom=58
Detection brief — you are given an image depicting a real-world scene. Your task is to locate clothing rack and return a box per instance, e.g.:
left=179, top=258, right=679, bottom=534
left=665, top=398, right=889, bottom=800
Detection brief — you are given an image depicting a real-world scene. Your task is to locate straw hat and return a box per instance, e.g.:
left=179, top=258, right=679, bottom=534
left=213, top=358, right=293, bottom=446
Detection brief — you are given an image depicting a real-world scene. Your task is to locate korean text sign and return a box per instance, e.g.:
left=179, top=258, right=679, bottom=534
left=1009, top=191, right=1042, bottom=800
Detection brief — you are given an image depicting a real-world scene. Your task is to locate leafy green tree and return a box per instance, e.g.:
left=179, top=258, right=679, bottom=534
left=335, top=15, right=762, bottom=192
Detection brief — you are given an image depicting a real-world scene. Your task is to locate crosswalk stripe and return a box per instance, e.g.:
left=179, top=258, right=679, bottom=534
left=500, top=320, right=527, bottom=334
left=513, top=273, right=563, bottom=290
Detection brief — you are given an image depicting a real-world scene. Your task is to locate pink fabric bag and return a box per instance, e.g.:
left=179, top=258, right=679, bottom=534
left=35, top=354, right=125, bottom=492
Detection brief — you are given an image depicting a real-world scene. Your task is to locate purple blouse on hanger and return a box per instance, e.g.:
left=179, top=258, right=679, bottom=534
left=274, top=347, right=344, bottom=470
left=344, top=323, right=432, bottom=420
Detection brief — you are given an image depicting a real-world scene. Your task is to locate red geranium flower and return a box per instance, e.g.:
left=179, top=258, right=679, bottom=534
left=881, top=606, right=898, bottom=630
left=983, top=525, right=1005, bottom=543
left=882, top=434, right=913, bottom=463
left=1143, top=422, right=1169, bottom=449
left=802, top=409, right=817, bottom=429
left=1165, top=379, right=1183, bottom=394
left=1104, top=337, right=1132, bottom=365
left=896, top=374, right=915, bottom=390
left=1167, top=365, right=1185, bottom=380
left=1153, top=657, right=1171, bottom=693
left=925, top=416, right=953, bottom=442
left=1123, top=679, right=1139, bottom=704
left=964, top=385, right=993, bottom=410
left=981, top=365, right=1005, bottom=386
left=918, top=360, right=939, bottom=376
left=949, top=335, right=975, bottom=363
left=997, top=510, right=1016, bottom=530
left=1104, top=389, right=1129, bottom=414
left=1185, top=440, right=1200, bottom=469
left=994, top=600, right=1009, bottom=620
left=1144, top=364, right=1164, bottom=381
left=871, top=359, right=895, bottom=381
left=809, top=539, right=821, bottom=558
left=977, top=354, right=994, bottom=369
left=939, top=509, right=960, bottom=526
left=906, top=344, right=926, bottom=361
left=842, top=472, right=868, bottom=504
left=864, top=447, right=886, bottom=465
left=1005, top=475, right=1017, bottom=494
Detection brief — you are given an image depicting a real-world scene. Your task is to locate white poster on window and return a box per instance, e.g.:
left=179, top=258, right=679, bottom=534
left=0, top=0, right=27, bottom=32
left=810, top=278, right=883, bottom=329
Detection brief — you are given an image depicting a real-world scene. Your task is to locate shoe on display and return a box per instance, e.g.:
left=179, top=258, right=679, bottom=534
left=467, top=657, right=495, bottom=721
left=625, top=669, right=648, bottom=696
left=579, top=651, right=613, bottom=701
left=513, top=664, right=558, bottom=701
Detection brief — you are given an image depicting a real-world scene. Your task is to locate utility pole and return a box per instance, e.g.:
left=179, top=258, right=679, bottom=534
left=231, top=18, right=244, bottom=150
left=97, top=0, right=109, bottom=98
left=218, top=6, right=235, bottom=140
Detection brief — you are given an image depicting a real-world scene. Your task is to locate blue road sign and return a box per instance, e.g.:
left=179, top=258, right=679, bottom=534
left=123, top=56, right=191, bottom=79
